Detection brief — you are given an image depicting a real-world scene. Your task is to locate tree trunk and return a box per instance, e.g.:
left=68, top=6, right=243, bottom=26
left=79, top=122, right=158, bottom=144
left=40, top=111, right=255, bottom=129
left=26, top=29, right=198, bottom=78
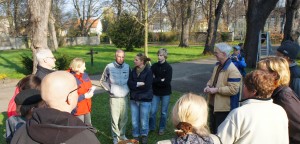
left=48, top=12, right=58, bottom=51
left=283, top=0, right=300, bottom=42
left=116, top=0, right=122, bottom=19
left=14, top=0, right=20, bottom=36
left=179, top=0, right=192, bottom=47
left=211, top=0, right=225, bottom=51
left=28, top=0, right=52, bottom=74
left=203, top=0, right=215, bottom=55
left=144, top=0, right=149, bottom=57
left=244, top=0, right=279, bottom=68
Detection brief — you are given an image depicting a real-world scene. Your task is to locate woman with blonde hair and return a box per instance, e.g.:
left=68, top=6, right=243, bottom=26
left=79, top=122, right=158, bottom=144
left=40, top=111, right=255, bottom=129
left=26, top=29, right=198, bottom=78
left=68, top=58, right=95, bottom=125
left=157, top=93, right=221, bottom=144
left=257, top=56, right=300, bottom=143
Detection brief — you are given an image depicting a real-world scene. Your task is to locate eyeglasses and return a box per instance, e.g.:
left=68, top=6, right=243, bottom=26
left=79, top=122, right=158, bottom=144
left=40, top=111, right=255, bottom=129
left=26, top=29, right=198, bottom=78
left=213, top=51, right=222, bottom=55
left=66, top=86, right=80, bottom=105
left=46, top=57, right=56, bottom=60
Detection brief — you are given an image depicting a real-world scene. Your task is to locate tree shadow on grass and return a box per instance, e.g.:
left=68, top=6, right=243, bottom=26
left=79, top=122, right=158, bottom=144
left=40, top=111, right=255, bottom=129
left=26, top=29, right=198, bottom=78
left=0, top=55, right=29, bottom=75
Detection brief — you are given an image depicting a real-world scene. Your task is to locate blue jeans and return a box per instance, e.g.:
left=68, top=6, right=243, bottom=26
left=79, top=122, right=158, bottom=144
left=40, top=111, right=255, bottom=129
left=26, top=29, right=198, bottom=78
left=130, top=100, right=151, bottom=137
left=149, top=95, right=170, bottom=131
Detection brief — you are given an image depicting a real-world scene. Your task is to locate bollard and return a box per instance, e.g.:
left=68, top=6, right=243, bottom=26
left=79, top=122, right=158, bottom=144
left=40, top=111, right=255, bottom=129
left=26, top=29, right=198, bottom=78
left=86, top=48, right=98, bottom=66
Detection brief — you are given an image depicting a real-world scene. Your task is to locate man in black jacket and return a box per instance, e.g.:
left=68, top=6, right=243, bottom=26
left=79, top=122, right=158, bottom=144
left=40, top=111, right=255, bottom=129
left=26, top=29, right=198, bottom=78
left=11, top=71, right=100, bottom=144
left=149, top=48, right=172, bottom=135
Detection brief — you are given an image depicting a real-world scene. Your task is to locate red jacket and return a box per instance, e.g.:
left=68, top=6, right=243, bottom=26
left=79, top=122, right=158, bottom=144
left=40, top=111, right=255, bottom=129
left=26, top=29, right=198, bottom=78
left=68, top=70, right=92, bottom=116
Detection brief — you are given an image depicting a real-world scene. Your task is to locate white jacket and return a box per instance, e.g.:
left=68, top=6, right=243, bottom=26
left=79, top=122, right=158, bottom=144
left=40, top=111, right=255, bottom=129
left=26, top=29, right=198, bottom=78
left=217, top=99, right=289, bottom=144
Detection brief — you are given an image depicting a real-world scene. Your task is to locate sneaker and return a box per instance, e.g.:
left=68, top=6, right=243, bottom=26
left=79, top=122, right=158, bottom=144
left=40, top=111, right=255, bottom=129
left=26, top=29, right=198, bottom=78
left=158, top=130, right=165, bottom=135
left=141, top=136, right=148, bottom=144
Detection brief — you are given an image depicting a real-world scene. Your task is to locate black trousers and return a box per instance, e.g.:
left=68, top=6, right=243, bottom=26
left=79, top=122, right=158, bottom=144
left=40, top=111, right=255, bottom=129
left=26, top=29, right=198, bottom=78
left=209, top=105, right=229, bottom=134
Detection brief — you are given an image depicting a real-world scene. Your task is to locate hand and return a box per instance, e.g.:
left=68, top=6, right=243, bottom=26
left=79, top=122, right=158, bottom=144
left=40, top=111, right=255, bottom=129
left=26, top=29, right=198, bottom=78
left=85, top=91, right=94, bottom=99
left=204, top=85, right=210, bottom=93
left=161, top=78, right=165, bottom=82
left=137, top=82, right=145, bottom=87
left=208, top=88, right=218, bottom=94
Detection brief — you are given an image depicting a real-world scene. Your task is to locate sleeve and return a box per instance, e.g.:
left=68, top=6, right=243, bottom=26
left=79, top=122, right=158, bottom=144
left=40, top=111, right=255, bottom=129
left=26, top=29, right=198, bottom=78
left=128, top=69, right=138, bottom=90
left=5, top=119, right=13, bottom=142
left=237, top=57, right=247, bottom=69
left=99, top=66, right=111, bottom=92
left=218, top=66, right=241, bottom=96
left=217, top=111, right=239, bottom=144
left=152, top=65, right=172, bottom=87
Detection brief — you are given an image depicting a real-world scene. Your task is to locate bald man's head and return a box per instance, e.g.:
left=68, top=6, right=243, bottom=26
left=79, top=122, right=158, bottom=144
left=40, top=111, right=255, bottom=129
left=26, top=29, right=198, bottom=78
left=41, top=71, right=78, bottom=112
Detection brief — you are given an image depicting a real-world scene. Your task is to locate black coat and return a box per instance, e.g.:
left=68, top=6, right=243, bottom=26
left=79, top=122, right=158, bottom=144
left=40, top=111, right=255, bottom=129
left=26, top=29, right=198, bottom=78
left=128, top=66, right=153, bottom=102
left=272, top=86, right=300, bottom=144
left=151, top=61, right=172, bottom=96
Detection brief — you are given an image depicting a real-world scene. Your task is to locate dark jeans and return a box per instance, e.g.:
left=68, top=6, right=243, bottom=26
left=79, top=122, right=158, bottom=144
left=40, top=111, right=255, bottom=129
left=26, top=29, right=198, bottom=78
left=209, top=105, right=229, bottom=134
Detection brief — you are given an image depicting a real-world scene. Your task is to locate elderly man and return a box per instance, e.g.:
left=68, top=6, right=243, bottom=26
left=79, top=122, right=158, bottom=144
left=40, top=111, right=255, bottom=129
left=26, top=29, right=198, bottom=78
left=100, top=49, right=130, bottom=144
left=35, top=49, right=56, bottom=79
left=204, top=43, right=242, bottom=134
left=11, top=71, right=100, bottom=144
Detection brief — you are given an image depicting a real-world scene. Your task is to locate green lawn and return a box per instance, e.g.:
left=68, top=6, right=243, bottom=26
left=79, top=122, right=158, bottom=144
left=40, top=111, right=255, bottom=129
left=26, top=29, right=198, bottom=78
left=0, top=91, right=184, bottom=144
left=0, top=44, right=208, bottom=79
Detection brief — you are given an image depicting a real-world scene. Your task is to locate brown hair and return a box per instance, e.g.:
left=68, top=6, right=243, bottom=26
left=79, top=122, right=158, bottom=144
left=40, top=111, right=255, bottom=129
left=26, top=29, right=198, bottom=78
left=136, top=53, right=151, bottom=65
left=244, top=70, right=277, bottom=98
left=17, top=75, right=41, bottom=91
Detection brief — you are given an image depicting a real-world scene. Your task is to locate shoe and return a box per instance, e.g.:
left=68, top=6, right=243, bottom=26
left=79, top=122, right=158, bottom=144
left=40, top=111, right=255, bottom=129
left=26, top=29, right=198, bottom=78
left=141, top=136, right=148, bottom=144
left=158, top=130, right=165, bottom=135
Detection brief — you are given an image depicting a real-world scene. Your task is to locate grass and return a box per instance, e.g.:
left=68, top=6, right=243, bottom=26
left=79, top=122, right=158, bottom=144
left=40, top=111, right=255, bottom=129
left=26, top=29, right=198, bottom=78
left=0, top=44, right=208, bottom=79
left=0, top=91, right=184, bottom=144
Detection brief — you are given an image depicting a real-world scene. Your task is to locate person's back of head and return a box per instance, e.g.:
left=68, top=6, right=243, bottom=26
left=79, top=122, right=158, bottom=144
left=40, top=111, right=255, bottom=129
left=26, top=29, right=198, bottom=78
left=277, top=40, right=300, bottom=61
left=14, top=89, right=43, bottom=119
left=257, top=56, right=290, bottom=86
left=172, top=93, right=210, bottom=137
left=41, top=71, right=78, bottom=113
left=17, top=75, right=41, bottom=91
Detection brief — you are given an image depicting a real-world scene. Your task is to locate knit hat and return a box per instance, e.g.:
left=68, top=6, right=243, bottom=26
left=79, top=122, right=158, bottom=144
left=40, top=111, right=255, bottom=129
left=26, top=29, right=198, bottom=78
left=233, top=45, right=241, bottom=50
left=277, top=40, right=300, bottom=60
left=14, top=89, right=42, bottom=105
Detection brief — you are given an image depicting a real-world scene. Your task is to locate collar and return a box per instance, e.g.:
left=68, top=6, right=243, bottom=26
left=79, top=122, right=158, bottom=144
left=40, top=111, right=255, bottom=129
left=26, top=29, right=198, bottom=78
left=114, top=61, right=124, bottom=68
left=215, top=58, right=232, bottom=70
left=240, top=97, right=272, bottom=106
left=37, top=65, right=55, bottom=73
left=290, top=61, right=297, bottom=67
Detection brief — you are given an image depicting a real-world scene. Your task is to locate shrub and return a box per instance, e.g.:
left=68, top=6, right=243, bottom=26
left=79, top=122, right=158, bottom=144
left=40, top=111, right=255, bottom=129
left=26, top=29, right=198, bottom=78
left=100, top=33, right=110, bottom=43
left=221, top=32, right=230, bottom=42
left=108, top=13, right=144, bottom=51
left=55, top=53, right=73, bottom=70
left=20, top=53, right=33, bottom=75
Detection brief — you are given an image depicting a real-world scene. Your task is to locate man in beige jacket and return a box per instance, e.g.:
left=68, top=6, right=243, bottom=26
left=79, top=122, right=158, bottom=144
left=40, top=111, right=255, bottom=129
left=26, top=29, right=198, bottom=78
left=204, top=43, right=242, bottom=134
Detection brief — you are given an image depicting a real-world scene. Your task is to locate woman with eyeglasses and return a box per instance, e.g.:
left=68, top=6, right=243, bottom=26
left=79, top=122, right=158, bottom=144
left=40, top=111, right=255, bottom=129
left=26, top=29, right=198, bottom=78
left=68, top=58, right=94, bottom=126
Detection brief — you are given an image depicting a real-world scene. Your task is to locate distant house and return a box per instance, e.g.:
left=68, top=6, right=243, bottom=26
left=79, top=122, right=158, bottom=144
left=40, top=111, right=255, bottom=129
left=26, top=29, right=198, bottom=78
left=149, top=13, right=172, bottom=32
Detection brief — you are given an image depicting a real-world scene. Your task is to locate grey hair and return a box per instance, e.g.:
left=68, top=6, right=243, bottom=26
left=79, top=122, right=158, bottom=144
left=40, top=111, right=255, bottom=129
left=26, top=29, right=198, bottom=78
left=157, top=48, right=168, bottom=59
left=36, top=49, right=53, bottom=62
left=215, top=43, right=232, bottom=57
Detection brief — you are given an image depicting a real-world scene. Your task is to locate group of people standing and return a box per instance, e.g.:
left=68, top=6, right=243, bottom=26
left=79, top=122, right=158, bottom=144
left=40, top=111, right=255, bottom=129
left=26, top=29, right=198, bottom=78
left=100, top=48, right=172, bottom=144
left=5, top=40, right=300, bottom=144
left=203, top=41, right=300, bottom=144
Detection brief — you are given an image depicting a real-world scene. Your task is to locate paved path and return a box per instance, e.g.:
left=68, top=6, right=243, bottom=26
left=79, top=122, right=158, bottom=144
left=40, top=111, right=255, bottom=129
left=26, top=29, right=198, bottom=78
left=0, top=58, right=216, bottom=113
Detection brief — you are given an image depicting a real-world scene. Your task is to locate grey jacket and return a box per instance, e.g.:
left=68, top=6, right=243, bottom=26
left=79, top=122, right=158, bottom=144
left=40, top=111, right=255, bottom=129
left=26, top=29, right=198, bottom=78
left=100, top=62, right=130, bottom=97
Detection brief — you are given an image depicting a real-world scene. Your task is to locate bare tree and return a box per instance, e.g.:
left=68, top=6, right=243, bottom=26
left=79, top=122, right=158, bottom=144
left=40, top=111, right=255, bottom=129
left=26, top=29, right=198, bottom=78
left=283, top=0, right=300, bottom=42
left=178, top=0, right=193, bottom=47
left=165, top=0, right=180, bottom=31
left=244, top=0, right=278, bottom=68
left=72, top=0, right=102, bottom=36
left=28, top=0, right=51, bottom=74
left=48, top=12, right=58, bottom=51
left=203, top=0, right=225, bottom=55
